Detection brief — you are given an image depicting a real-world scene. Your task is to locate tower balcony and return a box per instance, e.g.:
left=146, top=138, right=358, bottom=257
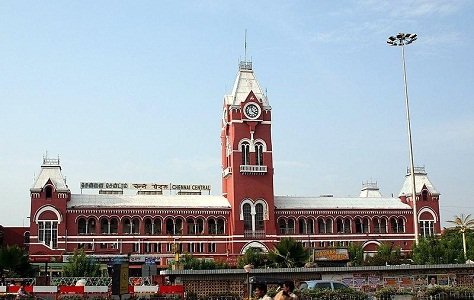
left=240, top=165, right=267, bottom=175
left=222, top=167, right=232, bottom=178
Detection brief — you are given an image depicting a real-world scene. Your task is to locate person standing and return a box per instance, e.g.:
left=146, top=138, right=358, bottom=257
left=275, top=281, right=297, bottom=300
left=254, top=283, right=273, bottom=300
left=16, top=284, right=30, bottom=299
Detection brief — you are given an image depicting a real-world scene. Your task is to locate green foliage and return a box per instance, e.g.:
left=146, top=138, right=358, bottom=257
left=267, top=237, right=310, bottom=268
left=0, top=245, right=34, bottom=277
left=300, top=287, right=366, bottom=300
left=412, top=229, right=474, bottom=264
left=374, top=286, right=414, bottom=297
left=237, top=247, right=269, bottom=268
left=347, top=242, right=364, bottom=266
left=364, top=243, right=403, bottom=266
left=62, top=248, right=101, bottom=277
left=176, top=253, right=231, bottom=270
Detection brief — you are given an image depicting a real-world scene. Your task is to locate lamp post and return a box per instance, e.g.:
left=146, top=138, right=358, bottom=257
left=243, top=264, right=253, bottom=300
left=387, top=33, right=419, bottom=245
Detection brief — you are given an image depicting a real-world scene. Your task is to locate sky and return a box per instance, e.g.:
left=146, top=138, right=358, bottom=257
left=1, top=1, right=473, bottom=227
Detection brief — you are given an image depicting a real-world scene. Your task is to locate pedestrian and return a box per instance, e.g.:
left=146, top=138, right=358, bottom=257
left=427, top=276, right=438, bottom=289
left=16, top=284, right=30, bottom=299
left=254, top=283, right=272, bottom=300
left=275, top=281, right=297, bottom=300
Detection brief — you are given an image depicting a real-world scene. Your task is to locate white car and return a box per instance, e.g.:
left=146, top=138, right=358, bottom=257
left=299, top=280, right=349, bottom=291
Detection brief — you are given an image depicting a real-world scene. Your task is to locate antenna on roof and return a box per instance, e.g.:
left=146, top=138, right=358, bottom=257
left=244, top=29, right=247, bottom=62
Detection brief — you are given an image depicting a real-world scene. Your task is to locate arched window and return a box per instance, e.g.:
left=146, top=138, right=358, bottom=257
left=337, top=218, right=350, bottom=233
left=278, top=219, right=287, bottom=234
left=288, top=219, right=295, bottom=234
left=101, top=218, right=109, bottom=234
left=165, top=218, right=174, bottom=235
left=318, top=219, right=326, bottom=234
left=208, top=219, right=216, bottom=235
left=241, top=142, right=250, bottom=165
left=243, top=203, right=252, bottom=230
left=390, top=217, right=398, bottom=233
left=187, top=218, right=196, bottom=235
left=38, top=221, right=58, bottom=248
left=196, top=218, right=204, bottom=235
left=153, top=218, right=161, bottom=234
left=397, top=218, right=405, bottom=233
left=374, top=218, right=387, bottom=234
left=362, top=218, right=369, bottom=233
left=145, top=218, right=153, bottom=235
left=131, top=218, right=140, bottom=234
left=123, top=218, right=131, bottom=234
left=175, top=218, right=183, bottom=235
left=326, top=219, right=333, bottom=233
left=422, top=190, right=428, bottom=201
left=419, top=211, right=436, bottom=237
left=255, top=203, right=264, bottom=230
left=78, top=218, right=87, bottom=234
left=344, top=218, right=351, bottom=233
left=45, top=186, right=53, bottom=199
left=355, top=218, right=363, bottom=233
left=255, top=142, right=264, bottom=165
left=87, top=218, right=96, bottom=234
left=299, top=219, right=306, bottom=234
left=110, top=218, right=118, bottom=234
left=217, top=219, right=225, bottom=234
left=307, top=219, right=314, bottom=234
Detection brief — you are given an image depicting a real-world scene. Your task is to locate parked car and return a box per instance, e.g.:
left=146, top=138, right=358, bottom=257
left=299, top=280, right=349, bottom=291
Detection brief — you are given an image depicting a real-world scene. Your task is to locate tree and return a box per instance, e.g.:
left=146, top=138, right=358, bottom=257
left=0, top=245, right=34, bottom=277
left=447, top=214, right=474, bottom=261
left=237, top=247, right=268, bottom=268
left=267, top=237, right=309, bottom=268
left=364, top=243, right=403, bottom=266
left=347, top=242, right=364, bottom=267
left=411, top=229, right=472, bottom=264
left=63, top=249, right=101, bottom=277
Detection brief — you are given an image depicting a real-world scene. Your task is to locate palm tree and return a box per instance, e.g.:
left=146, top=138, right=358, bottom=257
left=447, top=214, right=474, bottom=261
left=267, top=237, right=310, bottom=268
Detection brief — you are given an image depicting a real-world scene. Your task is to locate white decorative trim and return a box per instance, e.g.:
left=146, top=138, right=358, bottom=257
left=418, top=207, right=438, bottom=222
left=241, top=241, right=268, bottom=254
left=34, top=205, right=62, bottom=224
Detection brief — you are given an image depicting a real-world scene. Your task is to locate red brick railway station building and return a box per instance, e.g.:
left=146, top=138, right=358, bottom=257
left=25, top=60, right=441, bottom=269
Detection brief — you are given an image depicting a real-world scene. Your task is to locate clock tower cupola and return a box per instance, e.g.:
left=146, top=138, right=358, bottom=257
left=221, top=61, right=276, bottom=240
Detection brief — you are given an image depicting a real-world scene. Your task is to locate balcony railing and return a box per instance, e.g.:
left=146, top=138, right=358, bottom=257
left=244, top=230, right=266, bottom=238
left=240, top=165, right=267, bottom=175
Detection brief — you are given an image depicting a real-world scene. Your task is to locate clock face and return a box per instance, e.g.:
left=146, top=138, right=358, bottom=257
left=244, top=103, right=261, bottom=119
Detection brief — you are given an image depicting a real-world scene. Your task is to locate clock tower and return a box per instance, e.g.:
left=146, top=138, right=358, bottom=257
left=221, top=61, right=276, bottom=253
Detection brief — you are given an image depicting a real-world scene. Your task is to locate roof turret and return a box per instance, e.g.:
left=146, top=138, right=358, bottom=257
left=398, top=166, right=439, bottom=197
left=359, top=181, right=383, bottom=197
left=223, top=61, right=270, bottom=108
left=31, top=156, right=69, bottom=193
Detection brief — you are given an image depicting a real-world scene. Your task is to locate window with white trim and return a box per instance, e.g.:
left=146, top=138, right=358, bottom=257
left=255, top=142, right=264, bottom=165
left=241, top=142, right=250, bottom=165
left=38, top=221, right=58, bottom=248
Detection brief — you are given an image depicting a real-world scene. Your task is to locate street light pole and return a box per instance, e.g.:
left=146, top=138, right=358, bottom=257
left=387, top=33, right=419, bottom=245
left=243, top=264, right=253, bottom=300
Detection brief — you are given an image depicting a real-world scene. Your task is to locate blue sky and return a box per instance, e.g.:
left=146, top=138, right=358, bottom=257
left=1, top=1, right=473, bottom=227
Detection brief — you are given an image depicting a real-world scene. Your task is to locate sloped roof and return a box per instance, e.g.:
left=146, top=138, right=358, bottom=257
left=67, top=194, right=231, bottom=209
left=31, top=164, right=69, bottom=192
left=275, top=196, right=411, bottom=210
left=398, top=172, right=440, bottom=197
left=224, top=62, right=270, bottom=107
